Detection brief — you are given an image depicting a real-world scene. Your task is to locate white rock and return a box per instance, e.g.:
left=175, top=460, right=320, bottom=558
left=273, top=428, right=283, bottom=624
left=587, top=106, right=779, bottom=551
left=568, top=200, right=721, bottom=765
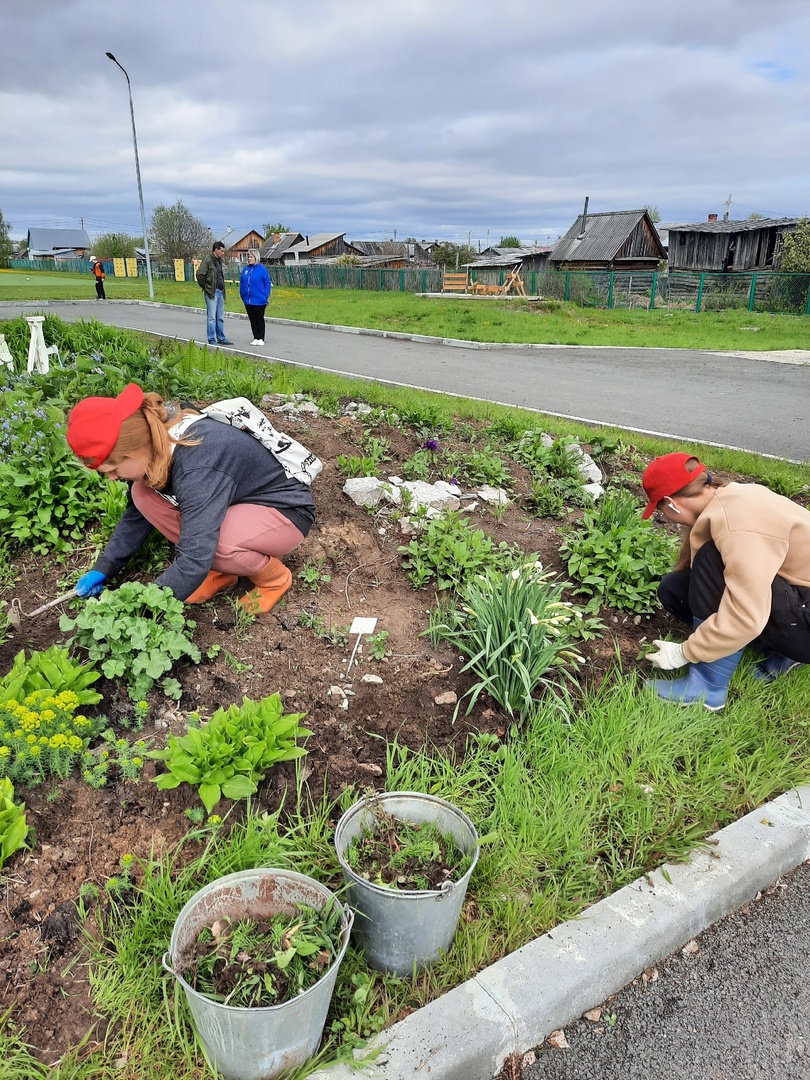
left=477, top=485, right=509, bottom=505
left=582, top=482, right=604, bottom=500
left=361, top=674, right=383, bottom=684
left=435, top=479, right=464, bottom=497
left=328, top=685, right=346, bottom=698
left=399, top=479, right=460, bottom=511
left=342, top=477, right=400, bottom=507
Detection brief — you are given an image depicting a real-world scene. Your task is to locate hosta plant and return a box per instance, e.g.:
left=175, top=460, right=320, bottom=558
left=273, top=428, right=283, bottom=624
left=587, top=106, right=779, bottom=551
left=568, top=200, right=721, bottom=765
left=60, top=581, right=201, bottom=700
left=427, top=558, right=585, bottom=722
left=0, top=778, right=28, bottom=870
left=146, top=694, right=311, bottom=813
left=0, top=646, right=102, bottom=707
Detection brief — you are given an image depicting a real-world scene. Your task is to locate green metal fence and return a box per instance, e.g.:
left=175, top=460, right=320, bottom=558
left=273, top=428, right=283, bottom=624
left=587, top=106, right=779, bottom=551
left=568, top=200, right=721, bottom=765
left=8, top=260, right=810, bottom=315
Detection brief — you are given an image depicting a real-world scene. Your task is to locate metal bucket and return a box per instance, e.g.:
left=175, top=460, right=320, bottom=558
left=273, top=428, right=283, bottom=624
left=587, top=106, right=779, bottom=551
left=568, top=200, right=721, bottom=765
left=334, top=791, right=479, bottom=976
left=163, top=868, right=353, bottom=1080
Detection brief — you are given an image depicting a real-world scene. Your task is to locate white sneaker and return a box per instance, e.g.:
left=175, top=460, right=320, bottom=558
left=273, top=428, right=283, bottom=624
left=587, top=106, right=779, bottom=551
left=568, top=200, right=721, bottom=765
left=255, top=339, right=264, bottom=346
left=249, top=339, right=258, bottom=345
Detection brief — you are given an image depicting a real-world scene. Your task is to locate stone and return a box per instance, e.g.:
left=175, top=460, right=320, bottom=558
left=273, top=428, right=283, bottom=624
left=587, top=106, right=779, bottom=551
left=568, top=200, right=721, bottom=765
left=434, top=691, right=458, bottom=706
left=582, top=482, right=604, bottom=500
left=361, top=674, right=383, bottom=684
left=477, top=485, right=509, bottom=505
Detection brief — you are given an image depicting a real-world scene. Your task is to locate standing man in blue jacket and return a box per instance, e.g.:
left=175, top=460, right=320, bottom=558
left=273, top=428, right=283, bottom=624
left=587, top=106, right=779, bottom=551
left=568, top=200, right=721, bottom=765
left=196, top=241, right=234, bottom=346
left=239, top=249, right=272, bottom=346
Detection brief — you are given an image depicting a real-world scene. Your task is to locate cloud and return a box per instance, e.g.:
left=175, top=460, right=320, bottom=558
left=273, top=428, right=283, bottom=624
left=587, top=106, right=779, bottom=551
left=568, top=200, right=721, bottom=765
left=3, top=0, right=809, bottom=241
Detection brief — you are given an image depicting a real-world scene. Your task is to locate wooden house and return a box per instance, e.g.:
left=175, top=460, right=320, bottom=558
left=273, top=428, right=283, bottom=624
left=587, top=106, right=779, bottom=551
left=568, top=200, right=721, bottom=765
left=549, top=209, right=665, bottom=271
left=347, top=240, right=410, bottom=268
left=217, top=229, right=265, bottom=264
left=278, top=232, right=362, bottom=263
left=661, top=216, right=798, bottom=272
left=259, top=232, right=305, bottom=264
left=472, top=245, right=552, bottom=271
left=24, top=228, right=90, bottom=260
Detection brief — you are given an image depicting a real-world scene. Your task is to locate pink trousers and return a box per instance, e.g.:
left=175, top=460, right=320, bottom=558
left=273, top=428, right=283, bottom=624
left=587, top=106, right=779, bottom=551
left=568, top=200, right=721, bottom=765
left=132, top=482, right=306, bottom=578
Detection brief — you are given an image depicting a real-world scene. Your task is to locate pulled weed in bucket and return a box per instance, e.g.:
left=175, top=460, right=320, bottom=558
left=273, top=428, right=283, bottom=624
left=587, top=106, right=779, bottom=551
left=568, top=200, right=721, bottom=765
left=180, top=902, right=342, bottom=1008
left=347, top=801, right=472, bottom=891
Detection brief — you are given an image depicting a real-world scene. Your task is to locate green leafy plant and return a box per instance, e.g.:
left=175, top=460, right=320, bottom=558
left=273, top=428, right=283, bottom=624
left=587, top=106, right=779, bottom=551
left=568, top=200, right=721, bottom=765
left=399, top=511, right=518, bottom=590
left=366, top=630, right=390, bottom=661
left=427, top=558, right=585, bottom=721
left=297, top=557, right=332, bottom=592
left=60, top=582, right=201, bottom=700
left=0, top=778, right=28, bottom=870
left=82, top=730, right=149, bottom=788
left=560, top=488, right=678, bottom=613
left=0, top=690, right=107, bottom=785
left=442, top=445, right=513, bottom=488
left=146, top=694, right=311, bottom=813
left=0, top=391, right=109, bottom=554
left=0, top=646, right=102, bottom=707
left=182, top=902, right=343, bottom=1008
left=336, top=453, right=384, bottom=479
left=526, top=475, right=590, bottom=519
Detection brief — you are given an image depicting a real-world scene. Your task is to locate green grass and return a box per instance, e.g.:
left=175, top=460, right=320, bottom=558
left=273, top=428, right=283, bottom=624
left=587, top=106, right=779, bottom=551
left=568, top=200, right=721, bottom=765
left=2, top=270, right=809, bottom=350
left=3, top=660, right=803, bottom=1077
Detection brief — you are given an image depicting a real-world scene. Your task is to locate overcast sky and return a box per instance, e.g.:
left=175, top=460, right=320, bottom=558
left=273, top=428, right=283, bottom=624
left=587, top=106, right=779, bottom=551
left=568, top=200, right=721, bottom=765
left=2, top=0, right=808, bottom=247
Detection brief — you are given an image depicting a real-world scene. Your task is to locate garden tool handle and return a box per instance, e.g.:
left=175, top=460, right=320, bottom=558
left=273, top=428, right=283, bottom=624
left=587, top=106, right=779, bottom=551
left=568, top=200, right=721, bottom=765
left=22, top=588, right=80, bottom=619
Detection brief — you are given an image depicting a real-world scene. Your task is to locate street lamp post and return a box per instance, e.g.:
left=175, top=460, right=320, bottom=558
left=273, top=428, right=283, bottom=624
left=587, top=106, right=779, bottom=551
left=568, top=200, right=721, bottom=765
left=105, top=52, right=155, bottom=300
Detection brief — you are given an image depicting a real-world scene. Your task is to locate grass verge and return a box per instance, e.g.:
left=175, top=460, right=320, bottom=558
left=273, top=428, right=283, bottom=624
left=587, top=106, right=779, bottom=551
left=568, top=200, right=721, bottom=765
left=1, top=271, right=809, bottom=350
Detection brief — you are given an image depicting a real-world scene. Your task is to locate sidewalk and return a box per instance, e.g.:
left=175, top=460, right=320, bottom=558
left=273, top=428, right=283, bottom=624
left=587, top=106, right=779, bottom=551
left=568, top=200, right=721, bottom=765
left=309, top=785, right=810, bottom=1080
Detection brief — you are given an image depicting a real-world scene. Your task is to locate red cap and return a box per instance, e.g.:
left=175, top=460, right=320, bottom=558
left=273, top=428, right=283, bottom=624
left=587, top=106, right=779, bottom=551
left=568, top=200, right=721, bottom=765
left=66, top=383, right=145, bottom=468
left=641, top=453, right=706, bottom=519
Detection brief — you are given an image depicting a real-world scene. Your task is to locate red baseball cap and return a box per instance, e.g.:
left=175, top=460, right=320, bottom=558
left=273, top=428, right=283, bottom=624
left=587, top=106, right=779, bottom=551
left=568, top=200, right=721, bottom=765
left=641, top=453, right=707, bottom=519
left=66, top=383, right=145, bottom=468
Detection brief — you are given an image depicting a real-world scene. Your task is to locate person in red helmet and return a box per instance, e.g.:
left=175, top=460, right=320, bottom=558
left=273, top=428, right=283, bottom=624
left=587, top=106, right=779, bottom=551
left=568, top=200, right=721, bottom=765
left=641, top=452, right=810, bottom=710
left=66, top=383, right=315, bottom=612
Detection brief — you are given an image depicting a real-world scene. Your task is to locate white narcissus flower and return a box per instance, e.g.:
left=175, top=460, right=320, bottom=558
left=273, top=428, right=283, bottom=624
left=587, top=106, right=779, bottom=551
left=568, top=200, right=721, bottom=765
left=526, top=609, right=540, bottom=625
left=511, top=568, right=520, bottom=580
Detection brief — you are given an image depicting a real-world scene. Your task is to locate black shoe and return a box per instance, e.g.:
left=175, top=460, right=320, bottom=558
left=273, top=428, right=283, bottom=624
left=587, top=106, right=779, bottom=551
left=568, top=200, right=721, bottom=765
left=217, top=338, right=234, bottom=345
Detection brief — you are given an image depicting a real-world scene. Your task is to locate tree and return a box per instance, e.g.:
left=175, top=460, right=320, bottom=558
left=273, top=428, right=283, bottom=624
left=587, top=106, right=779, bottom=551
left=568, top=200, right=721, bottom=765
left=263, top=221, right=290, bottom=237
left=93, top=232, right=141, bottom=259
left=0, top=209, right=12, bottom=261
left=747, top=212, right=765, bottom=221
left=644, top=205, right=661, bottom=223
left=149, top=200, right=211, bottom=261
left=778, top=218, right=810, bottom=273
left=430, top=241, right=478, bottom=269
left=499, top=236, right=522, bottom=247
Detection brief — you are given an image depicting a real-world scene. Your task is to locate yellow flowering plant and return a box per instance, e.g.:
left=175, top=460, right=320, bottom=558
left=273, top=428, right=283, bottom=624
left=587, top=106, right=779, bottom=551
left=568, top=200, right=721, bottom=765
left=0, top=690, right=107, bottom=785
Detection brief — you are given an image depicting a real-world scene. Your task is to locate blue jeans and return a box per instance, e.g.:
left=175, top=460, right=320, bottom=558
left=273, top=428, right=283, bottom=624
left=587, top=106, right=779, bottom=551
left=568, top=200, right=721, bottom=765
left=205, top=290, right=226, bottom=343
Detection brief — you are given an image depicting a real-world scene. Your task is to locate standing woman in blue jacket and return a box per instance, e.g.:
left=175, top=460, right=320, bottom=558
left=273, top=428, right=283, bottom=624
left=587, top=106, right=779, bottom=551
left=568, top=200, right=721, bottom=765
left=240, top=249, right=272, bottom=346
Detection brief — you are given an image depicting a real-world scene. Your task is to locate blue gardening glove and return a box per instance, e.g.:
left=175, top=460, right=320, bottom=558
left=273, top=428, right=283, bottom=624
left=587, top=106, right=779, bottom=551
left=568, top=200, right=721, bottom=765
left=76, top=570, right=106, bottom=598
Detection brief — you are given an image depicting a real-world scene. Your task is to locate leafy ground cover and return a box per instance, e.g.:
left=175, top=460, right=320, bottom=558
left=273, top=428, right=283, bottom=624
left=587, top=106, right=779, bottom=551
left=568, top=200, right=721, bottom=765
left=0, top=314, right=808, bottom=1077
left=2, top=270, right=810, bottom=349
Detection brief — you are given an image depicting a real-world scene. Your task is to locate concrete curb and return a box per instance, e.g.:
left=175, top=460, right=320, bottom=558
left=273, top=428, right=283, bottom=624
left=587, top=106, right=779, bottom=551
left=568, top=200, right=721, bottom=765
left=311, top=784, right=810, bottom=1080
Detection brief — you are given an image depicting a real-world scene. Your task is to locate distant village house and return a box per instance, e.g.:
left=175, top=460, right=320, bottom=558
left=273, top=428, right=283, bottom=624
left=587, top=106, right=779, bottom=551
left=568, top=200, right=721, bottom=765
left=549, top=207, right=665, bottom=271
left=660, top=216, right=798, bottom=272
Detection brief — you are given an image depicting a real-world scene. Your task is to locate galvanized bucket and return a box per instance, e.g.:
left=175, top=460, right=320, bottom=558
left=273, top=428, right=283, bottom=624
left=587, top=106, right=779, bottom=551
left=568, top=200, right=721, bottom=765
left=163, top=868, right=353, bottom=1080
left=334, top=791, right=479, bottom=976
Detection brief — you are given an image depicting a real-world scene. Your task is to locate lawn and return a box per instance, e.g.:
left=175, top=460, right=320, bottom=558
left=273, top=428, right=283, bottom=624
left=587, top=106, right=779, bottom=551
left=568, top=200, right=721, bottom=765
left=0, top=313, right=808, bottom=1078
left=2, top=270, right=810, bottom=350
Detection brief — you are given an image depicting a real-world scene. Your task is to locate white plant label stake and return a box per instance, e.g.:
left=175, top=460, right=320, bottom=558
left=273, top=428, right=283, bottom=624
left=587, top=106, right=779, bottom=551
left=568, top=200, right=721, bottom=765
left=345, top=617, right=378, bottom=673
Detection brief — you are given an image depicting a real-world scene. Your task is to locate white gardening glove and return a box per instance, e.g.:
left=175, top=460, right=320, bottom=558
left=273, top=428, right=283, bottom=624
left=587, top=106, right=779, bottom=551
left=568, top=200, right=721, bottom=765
left=647, top=640, right=688, bottom=670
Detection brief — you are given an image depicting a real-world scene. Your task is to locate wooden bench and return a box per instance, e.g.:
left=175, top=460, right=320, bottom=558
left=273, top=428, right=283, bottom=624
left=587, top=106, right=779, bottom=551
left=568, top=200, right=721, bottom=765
left=441, top=272, right=470, bottom=293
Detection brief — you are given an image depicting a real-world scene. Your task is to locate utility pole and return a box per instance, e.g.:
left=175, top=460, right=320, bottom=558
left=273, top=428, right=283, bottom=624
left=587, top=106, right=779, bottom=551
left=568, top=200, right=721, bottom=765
left=723, top=194, right=732, bottom=222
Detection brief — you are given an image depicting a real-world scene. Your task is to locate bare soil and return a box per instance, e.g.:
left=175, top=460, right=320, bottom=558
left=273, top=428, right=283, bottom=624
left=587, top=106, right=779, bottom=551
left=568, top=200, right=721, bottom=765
left=0, top=407, right=672, bottom=1062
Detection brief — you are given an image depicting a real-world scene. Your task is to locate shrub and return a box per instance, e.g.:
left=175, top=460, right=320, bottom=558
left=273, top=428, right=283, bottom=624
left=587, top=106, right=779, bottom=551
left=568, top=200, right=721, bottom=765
left=0, top=778, right=28, bottom=870
left=0, top=690, right=107, bottom=785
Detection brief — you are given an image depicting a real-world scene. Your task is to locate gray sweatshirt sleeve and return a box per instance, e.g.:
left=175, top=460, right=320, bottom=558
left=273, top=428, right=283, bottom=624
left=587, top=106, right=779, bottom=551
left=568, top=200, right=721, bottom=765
left=92, top=493, right=155, bottom=580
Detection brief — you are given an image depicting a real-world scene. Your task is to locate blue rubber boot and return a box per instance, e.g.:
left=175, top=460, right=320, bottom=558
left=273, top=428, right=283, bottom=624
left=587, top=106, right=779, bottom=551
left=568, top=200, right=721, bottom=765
left=646, top=620, right=743, bottom=711
left=751, top=652, right=804, bottom=682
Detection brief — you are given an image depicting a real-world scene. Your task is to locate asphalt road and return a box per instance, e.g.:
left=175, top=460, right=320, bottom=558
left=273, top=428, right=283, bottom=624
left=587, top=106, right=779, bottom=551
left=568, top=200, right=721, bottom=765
left=518, top=860, right=810, bottom=1080
left=3, top=299, right=809, bottom=462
